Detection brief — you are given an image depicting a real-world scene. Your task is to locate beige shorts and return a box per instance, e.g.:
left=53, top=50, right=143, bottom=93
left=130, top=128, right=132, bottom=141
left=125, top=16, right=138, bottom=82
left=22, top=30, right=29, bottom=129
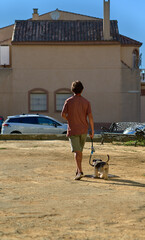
left=69, top=134, right=87, bottom=152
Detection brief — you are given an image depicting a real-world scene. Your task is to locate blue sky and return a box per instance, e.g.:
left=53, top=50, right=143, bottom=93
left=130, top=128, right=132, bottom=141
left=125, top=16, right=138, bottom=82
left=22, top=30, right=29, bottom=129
left=0, top=0, right=145, bottom=68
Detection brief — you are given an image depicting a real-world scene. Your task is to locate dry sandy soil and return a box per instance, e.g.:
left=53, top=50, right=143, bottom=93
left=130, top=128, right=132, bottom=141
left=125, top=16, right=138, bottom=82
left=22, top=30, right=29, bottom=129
left=0, top=140, right=145, bottom=240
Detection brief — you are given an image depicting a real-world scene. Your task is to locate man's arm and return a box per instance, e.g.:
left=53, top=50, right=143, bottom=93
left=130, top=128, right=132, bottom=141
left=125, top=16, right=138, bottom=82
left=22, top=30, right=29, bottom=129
left=61, top=112, right=68, bottom=121
left=61, top=100, right=68, bottom=121
left=88, top=112, right=94, bottom=138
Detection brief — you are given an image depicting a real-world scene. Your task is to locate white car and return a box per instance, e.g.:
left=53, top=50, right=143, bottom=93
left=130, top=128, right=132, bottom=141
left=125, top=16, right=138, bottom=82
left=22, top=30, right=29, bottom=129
left=1, top=114, right=67, bottom=135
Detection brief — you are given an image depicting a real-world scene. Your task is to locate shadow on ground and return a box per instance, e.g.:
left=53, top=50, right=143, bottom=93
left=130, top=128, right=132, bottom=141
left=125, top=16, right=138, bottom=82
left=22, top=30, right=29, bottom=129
left=83, top=175, right=145, bottom=188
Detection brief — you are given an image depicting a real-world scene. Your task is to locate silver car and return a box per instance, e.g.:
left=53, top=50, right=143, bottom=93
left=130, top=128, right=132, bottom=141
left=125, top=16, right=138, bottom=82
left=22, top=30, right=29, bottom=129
left=123, top=123, right=145, bottom=135
left=1, top=114, right=67, bottom=134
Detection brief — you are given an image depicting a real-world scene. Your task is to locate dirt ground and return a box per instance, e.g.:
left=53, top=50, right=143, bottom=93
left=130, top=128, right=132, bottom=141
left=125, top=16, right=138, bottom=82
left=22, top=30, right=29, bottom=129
left=0, top=140, right=145, bottom=240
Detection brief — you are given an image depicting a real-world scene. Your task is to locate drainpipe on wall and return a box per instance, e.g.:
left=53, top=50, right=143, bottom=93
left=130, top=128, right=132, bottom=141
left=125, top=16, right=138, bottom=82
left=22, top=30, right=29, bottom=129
left=103, top=0, right=112, bottom=40
left=32, top=8, right=39, bottom=20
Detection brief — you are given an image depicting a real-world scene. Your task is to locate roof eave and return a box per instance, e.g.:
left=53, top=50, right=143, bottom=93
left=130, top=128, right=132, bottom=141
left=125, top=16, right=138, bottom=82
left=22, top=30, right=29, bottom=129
left=119, top=34, right=142, bottom=47
left=11, top=40, right=121, bottom=45
left=121, top=43, right=142, bottom=47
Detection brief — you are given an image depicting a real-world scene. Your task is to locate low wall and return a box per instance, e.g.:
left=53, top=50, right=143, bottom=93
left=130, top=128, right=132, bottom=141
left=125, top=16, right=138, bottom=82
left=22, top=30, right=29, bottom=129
left=0, top=133, right=142, bottom=143
left=0, top=134, right=68, bottom=141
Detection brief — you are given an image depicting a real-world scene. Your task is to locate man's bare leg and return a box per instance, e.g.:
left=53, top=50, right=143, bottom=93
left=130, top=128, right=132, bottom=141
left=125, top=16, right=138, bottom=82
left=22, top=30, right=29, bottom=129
left=74, top=151, right=83, bottom=174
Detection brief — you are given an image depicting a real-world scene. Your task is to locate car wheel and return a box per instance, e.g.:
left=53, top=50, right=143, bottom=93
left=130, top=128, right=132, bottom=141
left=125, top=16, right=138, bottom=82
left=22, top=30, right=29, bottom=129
left=11, top=131, right=22, bottom=134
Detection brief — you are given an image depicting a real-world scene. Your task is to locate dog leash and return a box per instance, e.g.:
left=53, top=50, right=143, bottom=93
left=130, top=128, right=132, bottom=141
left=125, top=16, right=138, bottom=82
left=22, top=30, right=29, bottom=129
left=91, top=137, right=95, bottom=154
left=89, top=137, right=95, bottom=167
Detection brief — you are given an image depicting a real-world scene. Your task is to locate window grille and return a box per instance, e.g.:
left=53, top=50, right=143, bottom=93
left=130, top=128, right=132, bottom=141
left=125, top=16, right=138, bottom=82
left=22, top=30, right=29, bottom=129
left=30, top=93, right=47, bottom=111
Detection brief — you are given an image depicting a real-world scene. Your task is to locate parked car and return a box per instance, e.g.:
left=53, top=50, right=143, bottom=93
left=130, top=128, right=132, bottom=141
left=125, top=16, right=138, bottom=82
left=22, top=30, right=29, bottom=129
left=1, top=114, right=67, bottom=135
left=123, top=123, right=145, bottom=135
left=101, top=122, right=140, bottom=134
left=0, top=116, right=4, bottom=133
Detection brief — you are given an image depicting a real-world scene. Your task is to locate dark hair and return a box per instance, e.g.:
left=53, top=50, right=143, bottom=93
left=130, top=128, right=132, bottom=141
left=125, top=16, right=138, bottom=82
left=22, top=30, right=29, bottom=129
left=71, top=81, right=84, bottom=94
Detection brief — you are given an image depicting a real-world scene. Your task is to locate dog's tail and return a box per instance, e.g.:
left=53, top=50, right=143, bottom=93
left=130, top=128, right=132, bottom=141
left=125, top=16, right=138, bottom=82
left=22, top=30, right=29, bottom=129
left=106, top=154, right=110, bottom=162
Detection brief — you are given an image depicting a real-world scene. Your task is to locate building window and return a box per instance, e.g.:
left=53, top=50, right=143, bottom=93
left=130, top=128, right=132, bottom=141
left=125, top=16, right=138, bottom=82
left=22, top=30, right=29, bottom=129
left=132, top=49, right=139, bottom=69
left=55, top=89, right=72, bottom=111
left=140, top=69, right=145, bottom=83
left=29, top=89, right=48, bottom=112
left=0, top=46, right=10, bottom=66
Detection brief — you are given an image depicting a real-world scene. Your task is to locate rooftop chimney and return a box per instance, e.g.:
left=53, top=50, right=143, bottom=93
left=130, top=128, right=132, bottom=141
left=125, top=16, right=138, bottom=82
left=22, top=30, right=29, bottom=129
left=103, top=0, right=112, bottom=40
left=32, top=8, right=39, bottom=20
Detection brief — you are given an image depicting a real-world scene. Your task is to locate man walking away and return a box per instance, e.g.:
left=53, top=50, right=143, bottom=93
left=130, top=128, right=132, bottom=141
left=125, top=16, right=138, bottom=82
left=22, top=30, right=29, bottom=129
left=61, top=81, right=94, bottom=180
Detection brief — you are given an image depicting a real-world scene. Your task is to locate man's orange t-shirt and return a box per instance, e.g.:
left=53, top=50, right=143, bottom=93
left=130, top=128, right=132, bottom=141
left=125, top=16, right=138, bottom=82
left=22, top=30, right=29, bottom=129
left=62, top=95, right=92, bottom=136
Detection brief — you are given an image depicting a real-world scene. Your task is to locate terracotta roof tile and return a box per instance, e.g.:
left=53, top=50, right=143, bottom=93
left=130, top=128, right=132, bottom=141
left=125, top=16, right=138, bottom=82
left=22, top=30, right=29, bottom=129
left=119, top=34, right=142, bottom=46
left=12, top=20, right=142, bottom=46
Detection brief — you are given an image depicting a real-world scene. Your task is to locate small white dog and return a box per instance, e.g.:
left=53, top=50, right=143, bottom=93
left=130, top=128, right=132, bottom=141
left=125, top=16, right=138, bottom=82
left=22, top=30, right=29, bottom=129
left=89, top=155, right=110, bottom=180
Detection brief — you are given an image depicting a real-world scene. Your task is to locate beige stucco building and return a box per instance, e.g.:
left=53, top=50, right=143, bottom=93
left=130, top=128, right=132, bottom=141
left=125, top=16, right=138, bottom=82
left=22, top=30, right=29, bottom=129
left=0, top=0, right=143, bottom=126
